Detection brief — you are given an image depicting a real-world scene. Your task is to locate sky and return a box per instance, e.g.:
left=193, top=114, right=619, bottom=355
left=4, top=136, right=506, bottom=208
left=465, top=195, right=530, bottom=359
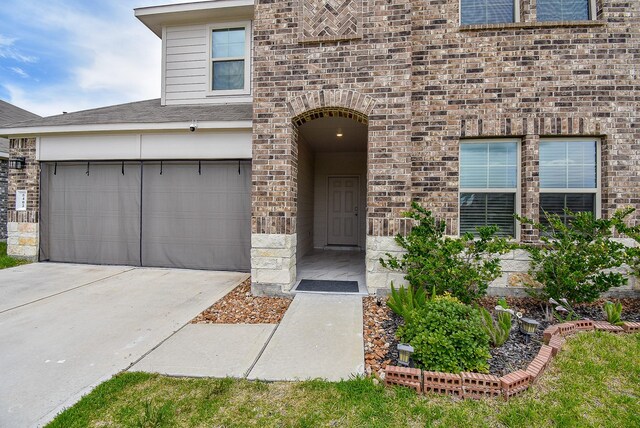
left=0, top=0, right=196, bottom=117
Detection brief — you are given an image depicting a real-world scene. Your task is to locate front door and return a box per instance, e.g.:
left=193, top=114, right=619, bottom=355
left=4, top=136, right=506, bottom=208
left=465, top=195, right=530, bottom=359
left=327, top=176, right=359, bottom=246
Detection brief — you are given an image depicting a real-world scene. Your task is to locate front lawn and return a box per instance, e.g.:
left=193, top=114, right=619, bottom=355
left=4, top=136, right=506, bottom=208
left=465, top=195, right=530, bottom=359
left=48, top=332, right=639, bottom=427
left=0, top=242, right=29, bottom=269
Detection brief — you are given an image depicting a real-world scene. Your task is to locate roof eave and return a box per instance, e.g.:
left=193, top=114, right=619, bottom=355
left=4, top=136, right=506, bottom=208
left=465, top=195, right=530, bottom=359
left=0, top=120, right=253, bottom=137
left=134, top=0, right=255, bottom=38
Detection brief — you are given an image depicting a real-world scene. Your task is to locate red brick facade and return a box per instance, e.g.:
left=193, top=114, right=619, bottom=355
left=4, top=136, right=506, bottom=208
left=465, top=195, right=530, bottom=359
left=252, top=0, right=640, bottom=240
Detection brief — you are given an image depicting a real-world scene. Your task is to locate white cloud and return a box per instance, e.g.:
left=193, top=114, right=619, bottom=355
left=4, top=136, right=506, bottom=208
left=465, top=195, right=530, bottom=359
left=2, top=0, right=165, bottom=116
left=0, top=34, right=37, bottom=63
left=10, top=67, right=29, bottom=78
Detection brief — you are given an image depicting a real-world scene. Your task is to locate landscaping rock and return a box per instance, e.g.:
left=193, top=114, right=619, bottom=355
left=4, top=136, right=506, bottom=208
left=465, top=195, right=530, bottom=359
left=192, top=279, right=292, bottom=324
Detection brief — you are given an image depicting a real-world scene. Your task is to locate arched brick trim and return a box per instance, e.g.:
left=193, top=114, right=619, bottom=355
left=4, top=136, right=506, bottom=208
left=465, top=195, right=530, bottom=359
left=287, top=89, right=377, bottom=122
left=292, top=107, right=368, bottom=128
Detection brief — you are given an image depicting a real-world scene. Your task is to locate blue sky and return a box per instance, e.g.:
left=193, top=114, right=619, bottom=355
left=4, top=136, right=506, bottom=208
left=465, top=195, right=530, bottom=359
left=0, top=0, right=194, bottom=117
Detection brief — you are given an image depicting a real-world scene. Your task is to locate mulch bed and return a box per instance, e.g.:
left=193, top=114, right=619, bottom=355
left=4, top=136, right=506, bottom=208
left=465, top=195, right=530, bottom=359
left=192, top=279, right=293, bottom=324
left=364, top=295, right=640, bottom=377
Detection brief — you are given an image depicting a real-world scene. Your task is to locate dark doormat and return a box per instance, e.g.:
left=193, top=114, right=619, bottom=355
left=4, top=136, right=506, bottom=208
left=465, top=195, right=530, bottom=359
left=296, top=279, right=359, bottom=293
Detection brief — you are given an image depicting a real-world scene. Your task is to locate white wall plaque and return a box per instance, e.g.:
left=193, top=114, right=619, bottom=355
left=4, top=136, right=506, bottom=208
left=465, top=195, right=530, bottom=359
left=15, top=190, right=27, bottom=211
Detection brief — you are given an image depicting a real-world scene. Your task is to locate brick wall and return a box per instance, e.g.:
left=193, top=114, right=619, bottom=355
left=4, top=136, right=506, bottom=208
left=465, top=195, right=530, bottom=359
left=7, top=137, right=39, bottom=259
left=0, top=159, right=7, bottom=240
left=252, top=0, right=415, bottom=238
left=411, top=0, right=640, bottom=237
left=254, top=0, right=639, bottom=242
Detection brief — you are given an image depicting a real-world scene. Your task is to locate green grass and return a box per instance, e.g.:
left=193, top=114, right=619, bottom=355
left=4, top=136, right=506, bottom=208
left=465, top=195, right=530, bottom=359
left=0, top=241, right=30, bottom=269
left=47, top=332, right=640, bottom=428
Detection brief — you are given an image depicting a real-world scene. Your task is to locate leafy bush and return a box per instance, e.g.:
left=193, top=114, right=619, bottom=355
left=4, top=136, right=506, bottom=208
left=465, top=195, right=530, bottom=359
left=603, top=301, right=623, bottom=326
left=517, top=209, right=633, bottom=304
left=381, top=202, right=512, bottom=304
left=397, top=295, right=491, bottom=373
left=386, top=283, right=427, bottom=319
left=479, top=305, right=513, bottom=347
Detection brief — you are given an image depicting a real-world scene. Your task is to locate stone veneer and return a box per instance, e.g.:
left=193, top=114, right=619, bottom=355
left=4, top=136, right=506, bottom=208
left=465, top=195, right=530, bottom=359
left=0, top=159, right=7, bottom=240
left=7, top=137, right=39, bottom=260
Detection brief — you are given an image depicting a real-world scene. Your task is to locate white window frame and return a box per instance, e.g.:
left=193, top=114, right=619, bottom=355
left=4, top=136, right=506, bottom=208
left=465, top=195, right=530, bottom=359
left=459, top=0, right=521, bottom=25
left=458, top=138, right=522, bottom=240
left=539, top=137, right=601, bottom=219
left=207, top=21, right=252, bottom=96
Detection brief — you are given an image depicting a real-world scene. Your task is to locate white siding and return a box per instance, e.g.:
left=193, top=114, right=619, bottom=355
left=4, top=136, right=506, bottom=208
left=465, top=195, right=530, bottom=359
left=163, top=24, right=252, bottom=105
left=37, top=131, right=252, bottom=161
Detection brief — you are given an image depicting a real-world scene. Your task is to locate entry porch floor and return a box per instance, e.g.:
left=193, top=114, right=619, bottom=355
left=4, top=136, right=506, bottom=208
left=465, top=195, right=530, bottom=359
left=293, top=249, right=367, bottom=294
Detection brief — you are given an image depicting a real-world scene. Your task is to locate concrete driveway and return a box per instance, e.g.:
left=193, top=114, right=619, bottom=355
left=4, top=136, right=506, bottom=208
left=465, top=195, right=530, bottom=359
left=0, top=263, right=247, bottom=428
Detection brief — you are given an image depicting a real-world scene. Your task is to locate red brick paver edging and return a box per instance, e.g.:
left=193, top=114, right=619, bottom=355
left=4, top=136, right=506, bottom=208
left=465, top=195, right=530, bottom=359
left=384, top=321, right=637, bottom=400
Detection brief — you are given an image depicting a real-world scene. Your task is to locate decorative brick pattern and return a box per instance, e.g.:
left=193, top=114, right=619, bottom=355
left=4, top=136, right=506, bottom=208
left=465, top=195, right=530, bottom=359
left=593, top=321, right=625, bottom=334
left=548, top=335, right=566, bottom=357
left=300, top=0, right=362, bottom=43
left=526, top=345, right=553, bottom=382
left=385, top=327, right=636, bottom=400
left=385, top=365, right=422, bottom=393
left=570, top=319, right=595, bottom=331
left=621, top=321, right=640, bottom=333
left=543, top=325, right=559, bottom=344
left=555, top=323, right=577, bottom=337
left=461, top=372, right=501, bottom=399
left=423, top=371, right=462, bottom=396
left=500, top=370, right=531, bottom=399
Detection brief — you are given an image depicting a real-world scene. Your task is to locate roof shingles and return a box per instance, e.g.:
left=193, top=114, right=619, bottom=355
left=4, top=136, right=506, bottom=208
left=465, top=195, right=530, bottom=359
left=2, top=99, right=252, bottom=129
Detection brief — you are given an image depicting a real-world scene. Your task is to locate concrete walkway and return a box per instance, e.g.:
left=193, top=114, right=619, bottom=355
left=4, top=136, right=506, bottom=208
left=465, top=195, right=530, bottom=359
left=248, top=294, right=364, bottom=381
left=133, top=294, right=365, bottom=382
left=0, top=263, right=247, bottom=428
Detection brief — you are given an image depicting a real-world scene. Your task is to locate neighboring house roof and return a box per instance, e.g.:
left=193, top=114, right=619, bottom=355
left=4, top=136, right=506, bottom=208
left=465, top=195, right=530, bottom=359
left=0, top=100, right=40, bottom=156
left=0, top=99, right=253, bottom=136
left=0, top=99, right=41, bottom=126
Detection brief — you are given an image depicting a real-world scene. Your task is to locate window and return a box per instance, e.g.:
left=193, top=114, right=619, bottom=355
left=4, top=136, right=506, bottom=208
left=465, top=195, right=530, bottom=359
left=460, top=0, right=517, bottom=25
left=460, top=140, right=519, bottom=237
left=537, top=0, right=592, bottom=22
left=209, top=23, right=250, bottom=93
left=539, top=138, right=599, bottom=225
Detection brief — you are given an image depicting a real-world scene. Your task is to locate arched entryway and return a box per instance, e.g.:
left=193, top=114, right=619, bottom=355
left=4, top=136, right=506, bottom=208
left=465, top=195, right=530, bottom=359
left=292, top=106, right=368, bottom=293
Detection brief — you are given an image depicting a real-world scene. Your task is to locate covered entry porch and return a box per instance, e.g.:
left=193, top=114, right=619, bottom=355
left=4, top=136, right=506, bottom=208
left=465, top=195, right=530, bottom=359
left=294, top=112, right=368, bottom=293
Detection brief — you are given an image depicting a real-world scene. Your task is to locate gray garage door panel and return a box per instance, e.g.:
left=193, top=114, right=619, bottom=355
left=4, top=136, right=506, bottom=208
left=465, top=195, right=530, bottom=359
left=40, top=161, right=250, bottom=271
left=40, top=162, right=141, bottom=265
left=141, top=161, right=251, bottom=271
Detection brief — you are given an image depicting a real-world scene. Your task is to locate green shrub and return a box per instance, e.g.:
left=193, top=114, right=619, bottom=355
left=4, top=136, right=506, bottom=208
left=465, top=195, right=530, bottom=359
left=386, top=283, right=427, bottom=319
left=397, top=295, right=491, bottom=373
left=603, top=301, right=623, bottom=326
left=381, top=202, right=512, bottom=304
left=517, top=209, right=633, bottom=304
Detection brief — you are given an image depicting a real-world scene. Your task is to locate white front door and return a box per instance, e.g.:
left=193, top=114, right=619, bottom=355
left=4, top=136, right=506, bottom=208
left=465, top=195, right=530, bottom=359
left=327, top=176, right=359, bottom=246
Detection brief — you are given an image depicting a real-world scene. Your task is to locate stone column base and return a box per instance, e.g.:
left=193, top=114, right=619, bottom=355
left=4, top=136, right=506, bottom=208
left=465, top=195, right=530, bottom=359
left=251, top=233, right=296, bottom=296
left=7, top=222, right=39, bottom=260
left=366, top=235, right=407, bottom=296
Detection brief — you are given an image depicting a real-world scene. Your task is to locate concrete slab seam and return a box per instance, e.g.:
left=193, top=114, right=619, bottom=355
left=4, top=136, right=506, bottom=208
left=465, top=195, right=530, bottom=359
left=0, top=266, right=137, bottom=315
left=244, top=323, right=280, bottom=379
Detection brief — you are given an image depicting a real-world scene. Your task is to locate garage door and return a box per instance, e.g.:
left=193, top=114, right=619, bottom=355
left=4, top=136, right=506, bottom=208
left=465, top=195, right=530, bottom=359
left=40, top=161, right=251, bottom=271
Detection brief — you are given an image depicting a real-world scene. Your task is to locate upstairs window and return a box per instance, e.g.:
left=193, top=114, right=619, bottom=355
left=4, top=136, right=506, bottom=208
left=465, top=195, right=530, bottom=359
left=460, top=140, right=520, bottom=238
left=461, top=0, right=517, bottom=25
left=539, top=138, right=599, bottom=226
left=537, top=0, right=592, bottom=22
left=209, top=23, right=250, bottom=94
